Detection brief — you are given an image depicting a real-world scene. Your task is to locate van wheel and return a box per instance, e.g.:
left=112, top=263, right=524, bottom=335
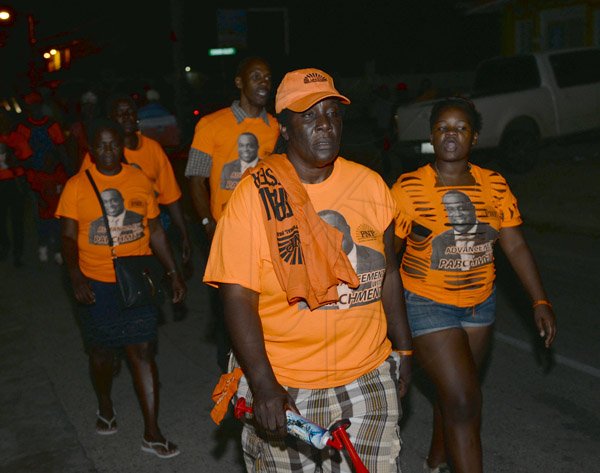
left=500, top=129, right=539, bottom=173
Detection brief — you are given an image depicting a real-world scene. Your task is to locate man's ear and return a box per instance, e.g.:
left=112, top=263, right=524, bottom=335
left=472, top=131, right=479, bottom=146
left=279, top=124, right=288, bottom=140
left=234, top=76, right=242, bottom=90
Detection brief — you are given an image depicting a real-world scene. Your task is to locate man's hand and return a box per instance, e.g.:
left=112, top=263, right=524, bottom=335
left=168, top=272, right=186, bottom=304
left=251, top=380, right=298, bottom=437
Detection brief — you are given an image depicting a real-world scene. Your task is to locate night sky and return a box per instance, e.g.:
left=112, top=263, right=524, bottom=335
left=0, top=1, right=501, bottom=100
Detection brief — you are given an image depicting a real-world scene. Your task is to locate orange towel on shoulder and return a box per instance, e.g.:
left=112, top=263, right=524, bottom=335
left=245, top=155, right=359, bottom=310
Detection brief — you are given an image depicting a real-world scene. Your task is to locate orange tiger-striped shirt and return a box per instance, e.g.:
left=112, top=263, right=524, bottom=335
left=391, top=164, right=522, bottom=307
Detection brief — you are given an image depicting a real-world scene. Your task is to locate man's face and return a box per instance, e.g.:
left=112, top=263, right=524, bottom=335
left=284, top=98, right=343, bottom=171
left=91, top=129, right=123, bottom=172
left=101, top=190, right=125, bottom=217
left=238, top=134, right=259, bottom=163
left=110, top=100, right=137, bottom=134
left=236, top=59, right=272, bottom=108
left=442, top=193, right=476, bottom=233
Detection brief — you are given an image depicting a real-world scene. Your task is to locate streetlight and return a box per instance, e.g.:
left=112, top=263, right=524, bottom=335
left=0, top=10, right=11, bottom=21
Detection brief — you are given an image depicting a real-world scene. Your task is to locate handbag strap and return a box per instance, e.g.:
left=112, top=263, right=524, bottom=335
left=85, top=169, right=116, bottom=252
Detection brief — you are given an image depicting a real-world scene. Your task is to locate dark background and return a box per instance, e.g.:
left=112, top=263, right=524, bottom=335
left=0, top=1, right=501, bottom=88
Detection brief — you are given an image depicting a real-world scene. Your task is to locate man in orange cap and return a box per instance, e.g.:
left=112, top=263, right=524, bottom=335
left=204, top=68, right=413, bottom=472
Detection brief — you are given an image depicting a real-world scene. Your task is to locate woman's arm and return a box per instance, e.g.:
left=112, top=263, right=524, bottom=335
left=382, top=225, right=413, bottom=396
left=220, top=283, right=297, bottom=436
left=499, top=225, right=557, bottom=347
left=148, top=217, right=186, bottom=303
left=60, top=217, right=95, bottom=304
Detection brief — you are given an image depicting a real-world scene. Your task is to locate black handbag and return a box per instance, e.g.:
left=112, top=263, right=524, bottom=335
left=86, top=170, right=165, bottom=308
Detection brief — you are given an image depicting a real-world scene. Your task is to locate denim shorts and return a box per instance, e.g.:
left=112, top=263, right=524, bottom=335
left=404, top=287, right=496, bottom=338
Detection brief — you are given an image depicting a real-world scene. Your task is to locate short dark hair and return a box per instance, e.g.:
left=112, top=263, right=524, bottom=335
left=429, top=96, right=483, bottom=133
left=105, top=94, right=137, bottom=118
left=86, top=118, right=125, bottom=148
left=235, top=56, right=270, bottom=78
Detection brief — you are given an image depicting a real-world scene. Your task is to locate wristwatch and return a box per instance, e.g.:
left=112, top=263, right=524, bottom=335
left=201, top=217, right=211, bottom=226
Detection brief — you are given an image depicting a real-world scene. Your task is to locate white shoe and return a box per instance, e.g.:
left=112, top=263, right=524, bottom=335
left=38, top=246, right=48, bottom=262
left=423, top=460, right=451, bottom=473
left=54, top=252, right=63, bottom=265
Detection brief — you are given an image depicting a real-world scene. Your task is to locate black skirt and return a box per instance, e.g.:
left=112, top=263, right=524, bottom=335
left=79, top=280, right=159, bottom=348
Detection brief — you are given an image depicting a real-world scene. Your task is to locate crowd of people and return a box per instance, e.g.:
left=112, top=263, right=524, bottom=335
left=0, top=57, right=557, bottom=472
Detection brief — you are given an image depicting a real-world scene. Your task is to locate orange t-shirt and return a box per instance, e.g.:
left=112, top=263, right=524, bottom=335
left=80, top=133, right=181, bottom=205
left=190, top=107, right=279, bottom=220
left=391, top=164, right=522, bottom=307
left=56, top=165, right=160, bottom=282
left=204, top=157, right=395, bottom=389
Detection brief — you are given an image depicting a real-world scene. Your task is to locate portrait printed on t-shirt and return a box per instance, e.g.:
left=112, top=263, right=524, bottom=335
left=300, top=209, right=386, bottom=311
left=89, top=188, right=145, bottom=246
left=220, top=132, right=260, bottom=190
left=430, top=190, right=498, bottom=272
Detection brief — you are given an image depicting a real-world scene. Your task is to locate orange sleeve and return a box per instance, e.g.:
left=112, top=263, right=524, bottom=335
left=55, top=176, right=79, bottom=220
left=151, top=142, right=181, bottom=205
left=146, top=181, right=161, bottom=220
left=499, top=181, right=522, bottom=228
left=190, top=115, right=216, bottom=156
left=79, top=152, right=93, bottom=172
left=203, top=176, right=263, bottom=292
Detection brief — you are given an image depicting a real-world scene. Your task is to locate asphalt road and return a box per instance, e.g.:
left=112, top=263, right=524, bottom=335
left=2, top=137, right=599, bottom=472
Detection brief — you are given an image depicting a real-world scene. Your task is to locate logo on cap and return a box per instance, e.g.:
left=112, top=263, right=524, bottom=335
left=303, top=72, right=328, bottom=84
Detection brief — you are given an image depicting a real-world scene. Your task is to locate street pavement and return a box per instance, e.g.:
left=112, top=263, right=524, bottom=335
left=2, top=143, right=599, bottom=472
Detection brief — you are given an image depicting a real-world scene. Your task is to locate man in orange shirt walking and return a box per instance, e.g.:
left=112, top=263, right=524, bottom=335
left=185, top=56, right=279, bottom=371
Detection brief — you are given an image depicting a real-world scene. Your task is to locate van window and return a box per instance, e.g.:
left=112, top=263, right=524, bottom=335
left=550, top=49, right=600, bottom=88
left=472, top=56, right=540, bottom=97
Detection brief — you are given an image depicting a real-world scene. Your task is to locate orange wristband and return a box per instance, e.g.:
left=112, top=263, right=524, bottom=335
left=532, top=300, right=552, bottom=309
left=393, top=349, right=414, bottom=356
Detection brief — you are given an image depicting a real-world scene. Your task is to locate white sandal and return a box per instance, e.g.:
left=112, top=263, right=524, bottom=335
left=95, top=410, right=117, bottom=435
left=141, top=438, right=180, bottom=459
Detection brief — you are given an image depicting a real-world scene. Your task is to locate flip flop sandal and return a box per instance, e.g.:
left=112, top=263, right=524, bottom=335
left=96, top=410, right=118, bottom=435
left=141, top=438, right=180, bottom=459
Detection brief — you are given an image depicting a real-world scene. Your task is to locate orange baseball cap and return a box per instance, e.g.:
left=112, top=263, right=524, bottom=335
left=275, top=68, right=350, bottom=114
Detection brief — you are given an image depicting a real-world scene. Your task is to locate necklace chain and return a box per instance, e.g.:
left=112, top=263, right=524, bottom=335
left=434, top=162, right=471, bottom=187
